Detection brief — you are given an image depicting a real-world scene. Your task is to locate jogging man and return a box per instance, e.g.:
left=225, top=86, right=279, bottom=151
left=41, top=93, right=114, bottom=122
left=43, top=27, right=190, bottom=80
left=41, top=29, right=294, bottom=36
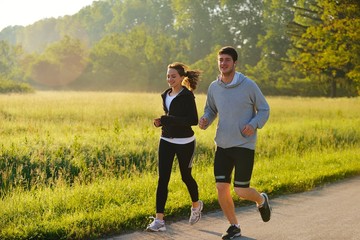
left=199, top=46, right=271, bottom=239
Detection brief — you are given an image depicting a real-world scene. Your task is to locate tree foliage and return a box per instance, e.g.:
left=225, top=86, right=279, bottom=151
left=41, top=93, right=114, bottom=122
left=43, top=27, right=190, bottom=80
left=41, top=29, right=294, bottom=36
left=289, top=0, right=360, bottom=97
left=0, top=0, right=358, bottom=96
left=246, top=0, right=303, bottom=96
left=0, top=40, right=33, bottom=93
left=30, top=36, right=88, bottom=87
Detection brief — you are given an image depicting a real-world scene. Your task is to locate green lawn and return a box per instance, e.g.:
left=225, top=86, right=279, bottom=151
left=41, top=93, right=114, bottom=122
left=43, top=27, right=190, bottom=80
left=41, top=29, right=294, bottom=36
left=0, top=92, right=359, bottom=239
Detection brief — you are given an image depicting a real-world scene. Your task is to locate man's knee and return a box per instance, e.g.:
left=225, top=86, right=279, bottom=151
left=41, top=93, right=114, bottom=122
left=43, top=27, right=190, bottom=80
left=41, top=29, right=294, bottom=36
left=216, top=182, right=231, bottom=193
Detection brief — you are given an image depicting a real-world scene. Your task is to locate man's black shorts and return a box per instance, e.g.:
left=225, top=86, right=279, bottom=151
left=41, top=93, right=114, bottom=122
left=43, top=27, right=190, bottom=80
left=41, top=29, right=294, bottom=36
left=214, top=146, right=255, bottom=188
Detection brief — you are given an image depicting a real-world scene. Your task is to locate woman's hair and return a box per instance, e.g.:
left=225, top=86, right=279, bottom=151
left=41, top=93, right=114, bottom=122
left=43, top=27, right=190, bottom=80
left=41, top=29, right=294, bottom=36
left=218, top=46, right=238, bottom=62
left=168, top=62, right=201, bottom=91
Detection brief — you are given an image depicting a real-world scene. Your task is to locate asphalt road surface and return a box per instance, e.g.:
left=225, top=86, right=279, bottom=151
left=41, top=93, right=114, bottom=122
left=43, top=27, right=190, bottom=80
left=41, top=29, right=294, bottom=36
left=106, top=175, right=360, bottom=240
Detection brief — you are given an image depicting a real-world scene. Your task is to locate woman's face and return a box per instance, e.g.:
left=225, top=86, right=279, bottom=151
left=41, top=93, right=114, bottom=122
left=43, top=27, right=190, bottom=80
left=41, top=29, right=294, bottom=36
left=167, top=68, right=183, bottom=89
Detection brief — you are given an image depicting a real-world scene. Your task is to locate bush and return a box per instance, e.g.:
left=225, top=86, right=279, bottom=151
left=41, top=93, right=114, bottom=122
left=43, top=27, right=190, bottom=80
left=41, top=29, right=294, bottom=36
left=0, top=79, right=34, bottom=93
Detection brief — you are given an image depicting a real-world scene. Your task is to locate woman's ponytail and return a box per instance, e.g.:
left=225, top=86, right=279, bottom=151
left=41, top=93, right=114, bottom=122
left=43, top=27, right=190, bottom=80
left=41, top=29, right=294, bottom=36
left=168, top=62, right=201, bottom=91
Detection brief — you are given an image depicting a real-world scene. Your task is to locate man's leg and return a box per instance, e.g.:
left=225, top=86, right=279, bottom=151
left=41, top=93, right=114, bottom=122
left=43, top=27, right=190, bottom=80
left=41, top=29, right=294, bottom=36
left=214, top=147, right=242, bottom=239
left=217, top=182, right=238, bottom=225
left=234, top=187, right=263, bottom=205
left=231, top=147, right=264, bottom=204
left=232, top=147, right=271, bottom=222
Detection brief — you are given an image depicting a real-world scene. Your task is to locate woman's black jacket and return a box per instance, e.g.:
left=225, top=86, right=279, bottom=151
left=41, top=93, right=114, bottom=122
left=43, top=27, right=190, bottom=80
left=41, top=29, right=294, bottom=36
left=160, top=87, right=198, bottom=138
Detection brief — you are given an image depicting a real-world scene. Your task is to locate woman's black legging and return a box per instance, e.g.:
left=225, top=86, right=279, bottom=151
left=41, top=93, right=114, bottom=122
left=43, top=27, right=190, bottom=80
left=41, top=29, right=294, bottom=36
left=156, top=138, right=199, bottom=213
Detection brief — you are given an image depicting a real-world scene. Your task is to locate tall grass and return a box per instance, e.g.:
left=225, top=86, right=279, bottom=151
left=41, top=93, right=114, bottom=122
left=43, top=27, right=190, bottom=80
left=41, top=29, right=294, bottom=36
left=0, top=92, right=359, bottom=239
left=0, top=92, right=162, bottom=193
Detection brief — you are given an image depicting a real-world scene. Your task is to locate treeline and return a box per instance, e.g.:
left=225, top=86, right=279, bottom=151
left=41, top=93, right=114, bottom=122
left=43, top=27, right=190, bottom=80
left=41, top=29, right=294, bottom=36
left=0, top=0, right=359, bottom=96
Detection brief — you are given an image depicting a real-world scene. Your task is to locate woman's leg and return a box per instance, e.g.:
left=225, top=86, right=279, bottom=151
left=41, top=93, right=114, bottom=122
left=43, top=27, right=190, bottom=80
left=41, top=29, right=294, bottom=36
left=176, top=140, right=199, bottom=203
left=156, top=139, right=175, bottom=218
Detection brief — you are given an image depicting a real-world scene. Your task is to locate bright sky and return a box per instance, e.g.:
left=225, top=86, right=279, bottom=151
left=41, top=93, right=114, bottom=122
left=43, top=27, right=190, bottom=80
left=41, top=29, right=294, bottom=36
left=0, top=0, right=95, bottom=31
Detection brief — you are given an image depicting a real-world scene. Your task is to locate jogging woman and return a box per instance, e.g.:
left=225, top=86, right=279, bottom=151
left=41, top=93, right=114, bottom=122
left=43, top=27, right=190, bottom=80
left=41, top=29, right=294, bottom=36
left=146, top=62, right=203, bottom=232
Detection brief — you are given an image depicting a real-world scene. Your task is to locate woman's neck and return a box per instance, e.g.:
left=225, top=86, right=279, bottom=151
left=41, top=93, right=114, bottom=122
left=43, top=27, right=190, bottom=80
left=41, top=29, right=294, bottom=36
left=170, top=86, right=182, bottom=96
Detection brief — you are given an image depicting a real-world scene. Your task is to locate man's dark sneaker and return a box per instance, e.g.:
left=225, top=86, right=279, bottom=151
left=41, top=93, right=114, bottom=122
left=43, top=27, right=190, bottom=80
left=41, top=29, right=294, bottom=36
left=258, top=192, right=271, bottom=222
left=221, top=225, right=241, bottom=239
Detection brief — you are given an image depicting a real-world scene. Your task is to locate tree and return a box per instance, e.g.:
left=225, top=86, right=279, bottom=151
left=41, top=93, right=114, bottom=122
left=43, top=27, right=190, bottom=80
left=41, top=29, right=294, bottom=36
left=289, top=0, right=360, bottom=97
left=0, top=40, right=15, bottom=79
left=0, top=40, right=33, bottom=93
left=0, top=40, right=28, bottom=81
left=246, top=0, right=303, bottom=96
left=30, top=36, right=88, bottom=87
left=218, top=0, right=265, bottom=67
left=88, top=23, right=179, bottom=91
left=20, top=18, right=60, bottom=53
left=190, top=45, right=221, bottom=93
left=171, top=0, right=218, bottom=62
left=75, top=1, right=114, bottom=45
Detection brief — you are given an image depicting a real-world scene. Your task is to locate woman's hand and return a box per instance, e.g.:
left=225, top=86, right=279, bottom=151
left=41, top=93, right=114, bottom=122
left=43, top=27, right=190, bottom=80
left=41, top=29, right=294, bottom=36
left=153, top=118, right=161, bottom=127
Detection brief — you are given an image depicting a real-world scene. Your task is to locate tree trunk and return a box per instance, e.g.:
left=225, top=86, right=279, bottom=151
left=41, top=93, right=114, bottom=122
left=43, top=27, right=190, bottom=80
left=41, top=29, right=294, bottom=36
left=330, top=77, right=337, bottom=98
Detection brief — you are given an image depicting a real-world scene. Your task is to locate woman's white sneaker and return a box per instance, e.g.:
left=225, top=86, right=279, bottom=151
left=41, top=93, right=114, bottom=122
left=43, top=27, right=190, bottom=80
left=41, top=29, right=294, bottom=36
left=189, top=200, right=203, bottom=225
left=146, top=217, right=166, bottom=232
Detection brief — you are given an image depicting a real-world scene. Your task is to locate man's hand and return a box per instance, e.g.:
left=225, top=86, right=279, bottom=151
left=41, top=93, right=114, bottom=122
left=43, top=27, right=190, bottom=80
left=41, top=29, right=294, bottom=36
left=199, top=117, right=208, bottom=130
left=241, top=124, right=255, bottom=137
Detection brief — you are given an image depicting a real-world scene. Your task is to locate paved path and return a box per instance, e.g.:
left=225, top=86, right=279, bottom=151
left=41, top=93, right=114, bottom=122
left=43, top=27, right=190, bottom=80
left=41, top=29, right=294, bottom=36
left=107, top=176, right=360, bottom=240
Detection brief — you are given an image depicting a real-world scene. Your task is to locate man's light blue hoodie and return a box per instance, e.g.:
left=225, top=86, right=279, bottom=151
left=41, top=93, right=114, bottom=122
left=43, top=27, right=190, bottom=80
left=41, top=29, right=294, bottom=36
left=202, top=72, right=270, bottom=150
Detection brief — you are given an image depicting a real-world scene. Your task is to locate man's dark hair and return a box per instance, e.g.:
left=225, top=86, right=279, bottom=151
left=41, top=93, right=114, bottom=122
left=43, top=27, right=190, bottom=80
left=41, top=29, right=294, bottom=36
left=218, top=46, right=238, bottom=62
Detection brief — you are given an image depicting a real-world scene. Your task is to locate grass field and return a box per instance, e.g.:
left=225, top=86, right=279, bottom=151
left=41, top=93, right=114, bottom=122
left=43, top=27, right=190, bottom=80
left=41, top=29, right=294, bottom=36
left=0, top=92, right=360, bottom=239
